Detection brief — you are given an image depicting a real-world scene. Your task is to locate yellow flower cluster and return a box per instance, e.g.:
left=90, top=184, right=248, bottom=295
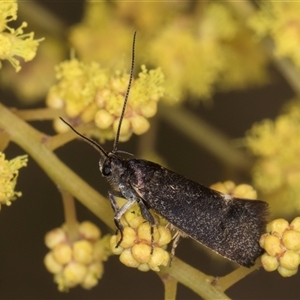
left=44, top=221, right=111, bottom=291
left=210, top=180, right=257, bottom=199
left=47, top=59, right=164, bottom=142
left=110, top=203, right=172, bottom=272
left=246, top=100, right=300, bottom=215
left=0, top=152, right=28, bottom=209
left=249, top=2, right=300, bottom=67
left=0, top=0, right=43, bottom=72
left=260, top=217, right=300, bottom=277
left=69, top=2, right=267, bottom=104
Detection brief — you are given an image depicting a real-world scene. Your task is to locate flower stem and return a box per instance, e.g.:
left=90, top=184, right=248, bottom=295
left=61, top=190, right=79, bottom=242
left=14, top=107, right=64, bottom=121
left=217, top=260, right=262, bottom=291
left=0, top=103, right=115, bottom=230
left=160, top=257, right=231, bottom=299
left=158, top=271, right=178, bottom=300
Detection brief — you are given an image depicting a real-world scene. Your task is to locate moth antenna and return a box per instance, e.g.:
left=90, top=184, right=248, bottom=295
left=59, top=117, right=108, bottom=158
left=113, top=31, right=137, bottom=152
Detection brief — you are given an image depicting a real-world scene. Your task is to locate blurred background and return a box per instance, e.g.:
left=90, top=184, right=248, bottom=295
left=0, top=1, right=299, bottom=299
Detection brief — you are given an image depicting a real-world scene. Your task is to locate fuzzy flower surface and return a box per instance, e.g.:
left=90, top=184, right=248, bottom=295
left=47, top=59, right=164, bottom=142
left=44, top=221, right=111, bottom=291
left=0, top=152, right=28, bottom=208
left=110, top=201, right=172, bottom=272
left=0, top=0, right=43, bottom=72
left=260, top=217, right=300, bottom=277
left=246, top=100, right=300, bottom=216
left=69, top=1, right=267, bottom=104
left=249, top=2, right=300, bottom=67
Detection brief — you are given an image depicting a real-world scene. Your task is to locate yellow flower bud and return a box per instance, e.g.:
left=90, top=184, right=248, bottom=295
left=140, top=101, right=157, bottom=118
left=233, top=184, right=257, bottom=199
left=110, top=235, right=124, bottom=255
left=113, top=117, right=131, bottom=136
left=148, top=247, right=170, bottom=272
left=259, top=233, right=268, bottom=248
left=46, top=93, right=64, bottom=109
left=79, top=221, right=101, bottom=241
left=44, top=228, right=66, bottom=249
left=290, top=217, right=300, bottom=232
left=266, top=219, right=289, bottom=236
left=65, top=103, right=81, bottom=118
left=81, top=103, right=98, bottom=123
left=126, top=216, right=145, bottom=229
left=282, top=230, right=300, bottom=251
left=119, top=248, right=140, bottom=268
left=131, top=244, right=152, bottom=264
left=73, top=240, right=93, bottom=264
left=44, top=252, right=63, bottom=274
left=63, top=262, right=88, bottom=286
left=261, top=253, right=279, bottom=272
left=81, top=262, right=104, bottom=289
left=138, top=263, right=151, bottom=272
left=94, top=109, right=114, bottom=129
left=137, top=222, right=159, bottom=243
left=52, top=243, right=72, bottom=265
left=263, top=235, right=283, bottom=257
left=157, top=226, right=172, bottom=246
left=130, top=115, right=150, bottom=135
left=53, top=118, right=70, bottom=133
left=118, top=226, right=137, bottom=248
left=277, top=266, right=298, bottom=277
left=210, top=182, right=231, bottom=194
left=279, top=250, right=300, bottom=270
left=123, top=206, right=144, bottom=228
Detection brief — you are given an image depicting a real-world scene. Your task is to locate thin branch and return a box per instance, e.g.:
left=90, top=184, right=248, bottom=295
left=161, top=257, right=231, bottom=299
left=158, top=271, right=178, bottom=300
left=0, top=103, right=115, bottom=230
left=46, top=122, right=96, bottom=151
left=217, top=260, right=262, bottom=292
left=13, top=107, right=64, bottom=121
left=61, top=190, right=79, bottom=242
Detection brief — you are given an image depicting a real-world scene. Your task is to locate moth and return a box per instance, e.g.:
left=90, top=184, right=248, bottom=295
left=60, top=32, right=268, bottom=267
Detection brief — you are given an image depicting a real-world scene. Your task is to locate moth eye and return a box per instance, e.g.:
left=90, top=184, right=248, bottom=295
left=102, top=163, right=111, bottom=176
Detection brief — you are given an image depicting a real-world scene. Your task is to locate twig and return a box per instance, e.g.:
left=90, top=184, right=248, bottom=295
left=217, top=259, right=262, bottom=291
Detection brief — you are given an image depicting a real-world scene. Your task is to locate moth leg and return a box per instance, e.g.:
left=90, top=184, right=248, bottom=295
left=108, top=190, right=124, bottom=213
left=108, top=190, right=137, bottom=248
left=169, top=230, right=182, bottom=266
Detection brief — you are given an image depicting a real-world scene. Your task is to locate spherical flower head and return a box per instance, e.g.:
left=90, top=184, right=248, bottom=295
left=210, top=180, right=257, bottom=199
left=109, top=203, right=172, bottom=272
left=260, top=217, right=300, bottom=277
left=0, top=152, right=28, bottom=209
left=246, top=100, right=300, bottom=215
left=0, top=0, right=44, bottom=73
left=44, top=221, right=112, bottom=291
left=48, top=59, right=164, bottom=143
left=249, top=2, right=300, bottom=67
